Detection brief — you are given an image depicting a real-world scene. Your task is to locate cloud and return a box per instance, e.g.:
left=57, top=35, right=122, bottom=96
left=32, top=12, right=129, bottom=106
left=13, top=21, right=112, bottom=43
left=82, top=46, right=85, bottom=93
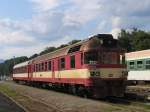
left=30, top=0, right=60, bottom=12
left=1, top=0, right=150, bottom=59
left=0, top=19, right=36, bottom=46
left=63, top=0, right=102, bottom=26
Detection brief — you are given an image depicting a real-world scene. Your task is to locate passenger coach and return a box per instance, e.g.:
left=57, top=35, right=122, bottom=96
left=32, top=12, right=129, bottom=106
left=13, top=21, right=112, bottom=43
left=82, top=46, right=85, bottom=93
left=13, top=34, right=127, bottom=98
left=126, top=49, right=150, bottom=84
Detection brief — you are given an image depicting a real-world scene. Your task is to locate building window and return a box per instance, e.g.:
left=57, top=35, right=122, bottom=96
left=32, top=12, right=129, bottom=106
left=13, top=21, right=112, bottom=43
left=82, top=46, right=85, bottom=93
left=129, top=61, right=135, bottom=69
left=146, top=60, right=150, bottom=69
left=137, top=60, right=143, bottom=69
left=48, top=61, right=51, bottom=71
left=70, top=55, right=75, bottom=68
left=60, top=58, right=65, bottom=69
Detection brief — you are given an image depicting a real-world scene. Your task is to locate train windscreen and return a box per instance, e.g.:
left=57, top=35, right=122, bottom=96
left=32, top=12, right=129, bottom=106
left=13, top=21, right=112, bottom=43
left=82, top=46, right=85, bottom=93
left=84, top=51, right=123, bottom=64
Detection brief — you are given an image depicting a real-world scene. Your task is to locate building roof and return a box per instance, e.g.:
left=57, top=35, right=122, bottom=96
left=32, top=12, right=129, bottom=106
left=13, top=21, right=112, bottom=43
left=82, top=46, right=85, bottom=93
left=126, top=49, right=150, bottom=60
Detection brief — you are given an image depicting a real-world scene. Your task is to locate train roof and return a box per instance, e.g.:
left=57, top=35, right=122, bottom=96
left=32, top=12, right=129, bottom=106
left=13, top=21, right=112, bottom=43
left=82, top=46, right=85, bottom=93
left=13, top=61, right=29, bottom=69
left=13, top=34, right=119, bottom=67
left=31, top=34, right=118, bottom=63
left=126, top=49, right=150, bottom=60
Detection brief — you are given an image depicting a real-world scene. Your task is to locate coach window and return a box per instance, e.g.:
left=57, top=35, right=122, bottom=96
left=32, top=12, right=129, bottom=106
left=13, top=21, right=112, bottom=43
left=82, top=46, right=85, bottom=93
left=137, top=60, right=143, bottom=69
left=33, top=65, right=35, bottom=72
left=22, top=67, right=24, bottom=73
left=42, top=63, right=44, bottom=71
left=81, top=53, right=83, bottom=65
left=70, top=55, right=75, bottom=68
left=38, top=64, right=41, bottom=71
left=36, top=64, right=38, bottom=72
left=45, top=62, right=48, bottom=71
left=60, top=58, right=65, bottom=69
left=39, top=64, right=41, bottom=71
left=129, top=61, right=135, bottom=69
left=146, top=60, right=150, bottom=69
left=48, top=61, right=51, bottom=71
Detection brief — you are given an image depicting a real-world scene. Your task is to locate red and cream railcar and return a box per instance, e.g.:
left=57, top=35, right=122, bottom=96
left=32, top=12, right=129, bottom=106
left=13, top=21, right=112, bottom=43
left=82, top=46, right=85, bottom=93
left=13, top=34, right=127, bottom=98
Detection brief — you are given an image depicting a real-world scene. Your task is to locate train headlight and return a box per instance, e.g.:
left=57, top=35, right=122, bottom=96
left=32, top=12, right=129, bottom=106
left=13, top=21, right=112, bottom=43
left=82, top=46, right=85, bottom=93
left=90, top=71, right=101, bottom=77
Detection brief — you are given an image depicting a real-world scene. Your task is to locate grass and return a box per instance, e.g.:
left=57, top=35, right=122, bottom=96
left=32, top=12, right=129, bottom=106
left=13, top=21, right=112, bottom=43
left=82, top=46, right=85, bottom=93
left=0, top=84, right=18, bottom=98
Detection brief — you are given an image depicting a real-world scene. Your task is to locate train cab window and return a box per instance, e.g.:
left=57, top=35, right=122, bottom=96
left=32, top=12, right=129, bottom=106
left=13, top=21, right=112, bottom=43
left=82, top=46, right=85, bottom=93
left=146, top=60, right=150, bottom=69
left=84, top=52, right=98, bottom=64
left=137, top=61, right=143, bottom=69
left=129, top=61, right=135, bottom=69
left=60, top=58, right=65, bottom=69
left=48, top=61, right=51, bottom=71
left=70, top=55, right=75, bottom=68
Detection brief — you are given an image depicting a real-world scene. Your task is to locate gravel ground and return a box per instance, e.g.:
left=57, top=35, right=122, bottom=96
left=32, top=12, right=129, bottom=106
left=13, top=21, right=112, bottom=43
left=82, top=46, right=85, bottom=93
left=0, top=92, right=25, bottom=112
left=0, top=81, right=150, bottom=112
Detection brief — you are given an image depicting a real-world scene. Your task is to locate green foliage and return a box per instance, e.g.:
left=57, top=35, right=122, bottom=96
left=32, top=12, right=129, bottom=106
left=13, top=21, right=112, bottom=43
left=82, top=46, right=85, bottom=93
left=0, top=56, right=28, bottom=76
left=39, top=47, right=56, bottom=55
left=118, top=29, right=150, bottom=52
left=68, top=40, right=81, bottom=45
left=29, top=54, right=38, bottom=60
left=39, top=39, right=81, bottom=56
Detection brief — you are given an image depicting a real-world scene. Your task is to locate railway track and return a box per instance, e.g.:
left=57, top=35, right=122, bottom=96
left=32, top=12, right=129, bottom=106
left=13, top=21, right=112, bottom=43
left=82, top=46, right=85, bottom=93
left=43, top=85, right=150, bottom=105
left=1, top=81, right=150, bottom=112
left=19, top=82, right=150, bottom=103
left=126, top=86, right=150, bottom=102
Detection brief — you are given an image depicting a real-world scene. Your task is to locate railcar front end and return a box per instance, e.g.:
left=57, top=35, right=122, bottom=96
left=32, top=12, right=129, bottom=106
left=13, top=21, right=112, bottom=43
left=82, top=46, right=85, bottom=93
left=82, top=50, right=127, bottom=98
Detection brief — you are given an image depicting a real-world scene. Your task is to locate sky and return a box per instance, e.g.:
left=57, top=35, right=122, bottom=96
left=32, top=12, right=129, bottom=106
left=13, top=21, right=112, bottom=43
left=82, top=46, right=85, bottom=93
left=0, top=0, right=150, bottom=59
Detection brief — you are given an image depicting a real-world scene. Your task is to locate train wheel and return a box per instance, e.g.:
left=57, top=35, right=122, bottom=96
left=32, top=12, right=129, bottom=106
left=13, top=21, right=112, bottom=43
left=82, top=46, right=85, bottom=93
left=68, top=85, right=77, bottom=95
left=77, top=86, right=89, bottom=98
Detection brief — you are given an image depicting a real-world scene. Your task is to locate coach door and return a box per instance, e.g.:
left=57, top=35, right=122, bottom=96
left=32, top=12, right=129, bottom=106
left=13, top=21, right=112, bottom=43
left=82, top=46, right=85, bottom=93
left=28, top=64, right=33, bottom=80
left=52, top=60, right=55, bottom=79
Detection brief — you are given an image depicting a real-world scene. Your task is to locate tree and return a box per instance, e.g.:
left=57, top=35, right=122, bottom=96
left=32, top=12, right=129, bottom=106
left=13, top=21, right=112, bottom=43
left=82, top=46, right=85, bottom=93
left=68, top=40, right=81, bottom=45
left=0, top=56, right=28, bottom=77
left=29, top=54, right=38, bottom=59
left=118, top=29, right=132, bottom=52
left=118, top=29, right=150, bottom=52
left=39, top=47, right=56, bottom=55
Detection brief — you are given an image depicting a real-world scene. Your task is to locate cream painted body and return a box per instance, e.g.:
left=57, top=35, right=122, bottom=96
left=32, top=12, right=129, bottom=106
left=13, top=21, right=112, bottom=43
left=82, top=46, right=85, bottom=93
left=13, top=73, right=28, bottom=78
left=55, top=69, right=90, bottom=78
left=128, top=70, right=150, bottom=80
left=32, top=71, right=52, bottom=78
left=31, top=68, right=125, bottom=79
left=97, top=68, right=125, bottom=78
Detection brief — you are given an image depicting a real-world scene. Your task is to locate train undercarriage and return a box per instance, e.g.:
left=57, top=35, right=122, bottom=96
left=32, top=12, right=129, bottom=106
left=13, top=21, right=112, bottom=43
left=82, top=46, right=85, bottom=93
left=14, top=78, right=126, bottom=99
